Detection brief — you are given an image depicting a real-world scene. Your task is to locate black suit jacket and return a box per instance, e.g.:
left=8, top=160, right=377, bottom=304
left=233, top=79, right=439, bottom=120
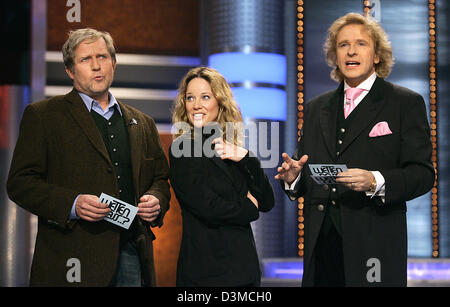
left=169, top=135, right=275, bottom=286
left=286, top=78, right=434, bottom=286
left=7, top=89, right=170, bottom=286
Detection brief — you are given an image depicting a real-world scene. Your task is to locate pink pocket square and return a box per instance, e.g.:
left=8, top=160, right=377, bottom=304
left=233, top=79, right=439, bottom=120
left=369, top=121, right=392, bottom=137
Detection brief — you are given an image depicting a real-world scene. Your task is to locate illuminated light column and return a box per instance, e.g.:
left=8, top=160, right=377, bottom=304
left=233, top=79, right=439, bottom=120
left=428, top=0, right=439, bottom=258
left=296, top=0, right=305, bottom=257
left=206, top=0, right=286, bottom=258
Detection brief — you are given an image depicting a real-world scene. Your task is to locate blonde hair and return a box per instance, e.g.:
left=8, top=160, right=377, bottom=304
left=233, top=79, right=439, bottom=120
left=62, top=28, right=116, bottom=72
left=172, top=67, right=244, bottom=145
left=324, top=12, right=394, bottom=82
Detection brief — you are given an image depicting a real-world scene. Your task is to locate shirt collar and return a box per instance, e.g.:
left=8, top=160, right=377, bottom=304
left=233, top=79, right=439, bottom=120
left=344, top=72, right=377, bottom=92
left=78, top=91, right=122, bottom=116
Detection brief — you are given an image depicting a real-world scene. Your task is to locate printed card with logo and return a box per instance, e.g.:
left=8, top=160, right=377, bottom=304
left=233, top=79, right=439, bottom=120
left=99, top=193, right=138, bottom=229
left=309, top=164, right=349, bottom=185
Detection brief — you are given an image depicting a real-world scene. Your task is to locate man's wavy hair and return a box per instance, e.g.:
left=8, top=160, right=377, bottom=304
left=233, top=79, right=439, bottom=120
left=62, top=28, right=116, bottom=72
left=171, top=66, right=244, bottom=146
left=324, top=12, right=394, bottom=82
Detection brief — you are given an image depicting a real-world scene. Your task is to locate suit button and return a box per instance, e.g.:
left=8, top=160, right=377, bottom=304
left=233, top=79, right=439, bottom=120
left=331, top=200, right=336, bottom=206
left=338, top=140, right=343, bottom=145
left=323, top=184, right=329, bottom=191
left=340, top=128, right=345, bottom=133
left=332, top=188, right=337, bottom=193
left=317, top=204, right=325, bottom=212
left=336, top=151, right=340, bottom=156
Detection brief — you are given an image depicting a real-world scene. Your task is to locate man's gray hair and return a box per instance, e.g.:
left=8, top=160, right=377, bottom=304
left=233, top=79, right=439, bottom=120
left=62, top=28, right=116, bottom=71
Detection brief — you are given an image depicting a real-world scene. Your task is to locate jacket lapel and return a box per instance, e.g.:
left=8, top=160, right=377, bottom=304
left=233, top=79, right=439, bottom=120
left=211, top=156, right=244, bottom=192
left=339, top=77, right=387, bottom=155
left=196, top=130, right=238, bottom=190
left=64, top=89, right=111, bottom=164
left=319, top=83, right=343, bottom=161
left=211, top=157, right=234, bottom=182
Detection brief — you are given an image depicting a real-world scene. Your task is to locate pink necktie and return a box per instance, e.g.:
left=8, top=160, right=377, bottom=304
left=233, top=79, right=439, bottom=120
left=344, top=88, right=365, bottom=118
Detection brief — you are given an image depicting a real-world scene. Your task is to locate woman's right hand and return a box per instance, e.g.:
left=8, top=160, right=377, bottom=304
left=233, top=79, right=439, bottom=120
left=247, top=191, right=258, bottom=208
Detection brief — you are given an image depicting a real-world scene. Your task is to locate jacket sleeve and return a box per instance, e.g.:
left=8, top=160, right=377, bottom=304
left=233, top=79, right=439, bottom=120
left=7, top=104, right=78, bottom=229
left=237, top=152, right=275, bottom=212
left=169, top=151, right=259, bottom=227
left=381, top=94, right=435, bottom=204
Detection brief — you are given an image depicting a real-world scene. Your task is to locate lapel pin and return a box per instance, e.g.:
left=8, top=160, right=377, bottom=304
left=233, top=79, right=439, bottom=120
left=129, top=118, right=138, bottom=125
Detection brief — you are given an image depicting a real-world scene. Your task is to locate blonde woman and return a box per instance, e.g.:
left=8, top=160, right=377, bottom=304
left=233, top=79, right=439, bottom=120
left=170, top=67, right=274, bottom=286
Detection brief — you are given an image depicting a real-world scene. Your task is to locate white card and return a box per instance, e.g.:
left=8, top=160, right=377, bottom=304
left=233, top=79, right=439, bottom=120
left=309, top=164, right=348, bottom=185
left=99, top=193, right=138, bottom=229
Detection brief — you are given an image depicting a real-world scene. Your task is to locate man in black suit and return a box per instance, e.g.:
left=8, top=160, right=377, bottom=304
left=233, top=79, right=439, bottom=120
left=275, top=13, right=434, bottom=286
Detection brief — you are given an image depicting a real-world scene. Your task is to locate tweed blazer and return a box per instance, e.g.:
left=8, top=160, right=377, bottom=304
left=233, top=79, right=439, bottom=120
left=7, top=89, right=170, bottom=286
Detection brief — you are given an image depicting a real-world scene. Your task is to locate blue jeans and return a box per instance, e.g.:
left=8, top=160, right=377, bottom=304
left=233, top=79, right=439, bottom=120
left=109, top=240, right=142, bottom=287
